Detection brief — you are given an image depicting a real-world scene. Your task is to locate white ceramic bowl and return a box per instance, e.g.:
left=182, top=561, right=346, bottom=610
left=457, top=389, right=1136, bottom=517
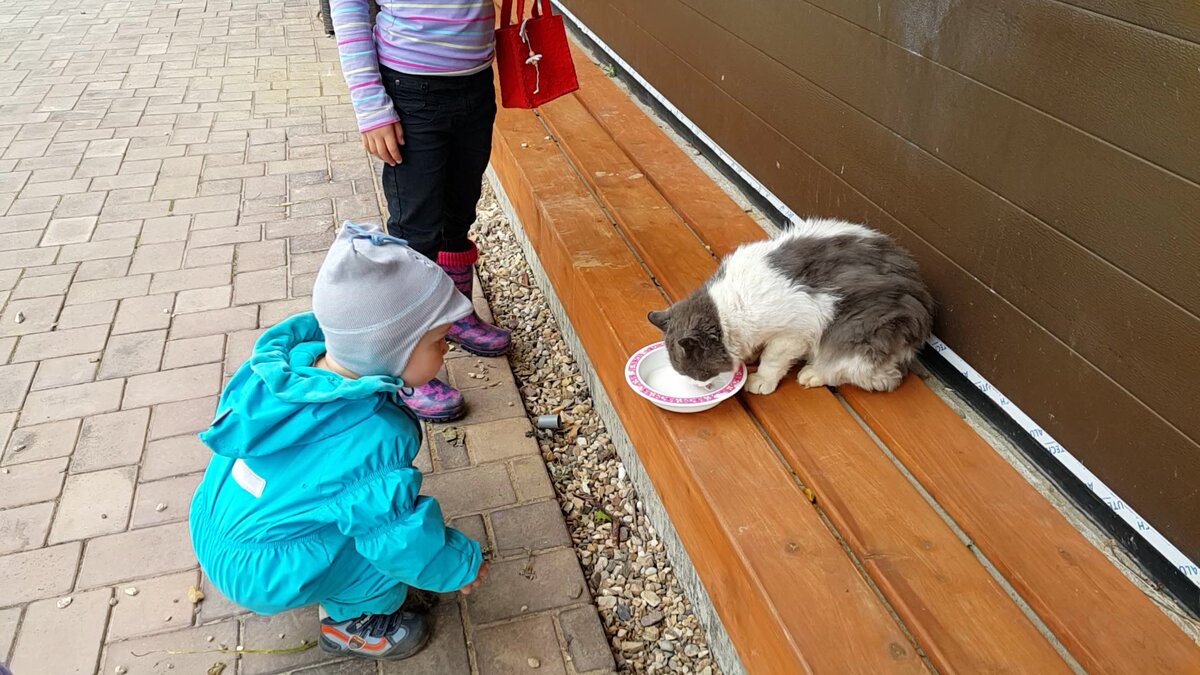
left=624, top=342, right=746, bottom=413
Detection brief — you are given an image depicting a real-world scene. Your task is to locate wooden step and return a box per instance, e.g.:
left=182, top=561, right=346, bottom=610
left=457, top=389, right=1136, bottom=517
left=567, top=40, right=756, bottom=261
left=843, top=381, right=1200, bottom=674
left=537, top=72, right=1071, bottom=674
left=492, top=84, right=924, bottom=673
left=561, top=37, right=1200, bottom=674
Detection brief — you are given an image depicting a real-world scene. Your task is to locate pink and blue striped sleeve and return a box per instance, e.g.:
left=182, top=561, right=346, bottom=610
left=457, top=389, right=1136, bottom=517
left=331, top=0, right=398, bottom=133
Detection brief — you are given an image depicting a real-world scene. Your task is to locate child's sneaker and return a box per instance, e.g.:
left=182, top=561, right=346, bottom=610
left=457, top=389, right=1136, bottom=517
left=319, top=608, right=431, bottom=661
left=400, top=378, right=464, bottom=422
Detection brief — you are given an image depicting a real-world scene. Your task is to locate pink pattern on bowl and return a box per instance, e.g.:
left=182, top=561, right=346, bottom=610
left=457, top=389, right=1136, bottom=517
left=624, top=342, right=745, bottom=407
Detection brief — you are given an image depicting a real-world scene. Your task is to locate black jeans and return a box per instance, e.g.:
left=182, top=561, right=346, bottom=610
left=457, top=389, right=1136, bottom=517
left=379, top=66, right=497, bottom=261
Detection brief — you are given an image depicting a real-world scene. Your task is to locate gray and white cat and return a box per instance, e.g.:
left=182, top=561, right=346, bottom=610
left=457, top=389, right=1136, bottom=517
left=648, top=218, right=934, bottom=394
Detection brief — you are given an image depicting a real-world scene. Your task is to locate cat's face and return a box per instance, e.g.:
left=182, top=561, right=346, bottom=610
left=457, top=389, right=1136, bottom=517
left=647, top=292, right=733, bottom=384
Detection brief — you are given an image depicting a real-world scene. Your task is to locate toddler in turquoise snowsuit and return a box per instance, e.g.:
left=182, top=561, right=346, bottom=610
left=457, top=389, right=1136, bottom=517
left=190, top=222, right=488, bottom=661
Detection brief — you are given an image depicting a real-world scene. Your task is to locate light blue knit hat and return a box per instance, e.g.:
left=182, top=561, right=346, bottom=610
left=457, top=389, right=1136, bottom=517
left=312, top=222, right=474, bottom=378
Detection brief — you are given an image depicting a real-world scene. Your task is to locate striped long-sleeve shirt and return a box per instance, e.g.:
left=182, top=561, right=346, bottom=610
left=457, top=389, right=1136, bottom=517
left=331, top=0, right=496, bottom=132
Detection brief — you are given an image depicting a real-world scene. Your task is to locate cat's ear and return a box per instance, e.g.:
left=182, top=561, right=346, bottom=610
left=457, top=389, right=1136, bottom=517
left=648, top=308, right=671, bottom=330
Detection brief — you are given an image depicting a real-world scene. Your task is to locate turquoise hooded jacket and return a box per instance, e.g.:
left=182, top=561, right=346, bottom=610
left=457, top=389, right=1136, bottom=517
left=189, top=313, right=481, bottom=620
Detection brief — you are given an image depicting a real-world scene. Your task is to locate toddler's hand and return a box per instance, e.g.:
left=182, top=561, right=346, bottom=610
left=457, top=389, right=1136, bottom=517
left=459, top=562, right=489, bottom=595
left=362, top=122, right=404, bottom=166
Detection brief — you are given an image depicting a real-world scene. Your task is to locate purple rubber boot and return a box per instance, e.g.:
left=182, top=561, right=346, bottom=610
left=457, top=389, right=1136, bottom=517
left=400, top=379, right=464, bottom=423
left=438, top=245, right=511, bottom=357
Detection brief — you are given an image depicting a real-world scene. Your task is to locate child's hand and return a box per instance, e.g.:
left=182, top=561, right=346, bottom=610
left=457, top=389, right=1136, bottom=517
left=363, top=122, right=404, bottom=166
left=459, top=562, right=489, bottom=595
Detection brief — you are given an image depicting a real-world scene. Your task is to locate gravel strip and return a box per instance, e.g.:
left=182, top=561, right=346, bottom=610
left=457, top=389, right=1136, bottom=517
left=472, top=184, right=721, bottom=675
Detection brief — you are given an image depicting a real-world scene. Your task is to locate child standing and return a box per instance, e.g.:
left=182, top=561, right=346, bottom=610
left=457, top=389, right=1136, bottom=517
left=330, top=0, right=510, bottom=422
left=190, top=223, right=488, bottom=661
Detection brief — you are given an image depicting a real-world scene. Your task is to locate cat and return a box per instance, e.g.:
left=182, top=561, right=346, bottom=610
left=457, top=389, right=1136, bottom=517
left=647, top=218, right=934, bottom=394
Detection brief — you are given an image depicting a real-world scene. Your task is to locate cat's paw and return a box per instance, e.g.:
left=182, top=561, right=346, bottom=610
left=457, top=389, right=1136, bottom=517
left=796, top=366, right=826, bottom=388
left=746, top=372, right=780, bottom=395
left=862, top=368, right=903, bottom=392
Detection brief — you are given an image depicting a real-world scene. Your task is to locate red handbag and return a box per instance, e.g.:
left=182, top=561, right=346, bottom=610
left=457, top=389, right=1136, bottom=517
left=495, top=0, right=579, bottom=108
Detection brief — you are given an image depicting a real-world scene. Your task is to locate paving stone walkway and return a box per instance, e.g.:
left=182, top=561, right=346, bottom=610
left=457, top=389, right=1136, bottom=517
left=0, top=0, right=613, bottom=673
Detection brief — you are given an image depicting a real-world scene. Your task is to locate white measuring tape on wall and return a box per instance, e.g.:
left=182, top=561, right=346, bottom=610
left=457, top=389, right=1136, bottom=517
left=550, top=0, right=1200, bottom=589
left=929, top=337, right=1200, bottom=587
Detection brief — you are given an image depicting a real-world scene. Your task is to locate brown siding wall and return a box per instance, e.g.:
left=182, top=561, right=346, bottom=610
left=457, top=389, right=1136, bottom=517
left=559, top=0, right=1200, bottom=561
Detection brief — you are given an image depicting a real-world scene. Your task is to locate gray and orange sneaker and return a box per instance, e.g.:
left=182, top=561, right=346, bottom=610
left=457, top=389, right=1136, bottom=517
left=319, top=607, right=431, bottom=661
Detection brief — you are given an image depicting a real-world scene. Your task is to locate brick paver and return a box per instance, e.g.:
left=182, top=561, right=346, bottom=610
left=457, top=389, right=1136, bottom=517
left=467, top=549, right=592, bottom=625
left=0, top=502, right=54, bottom=556
left=0, top=0, right=613, bottom=672
left=475, top=615, right=569, bottom=675
left=3, top=419, right=79, bottom=465
left=0, top=608, right=17, bottom=665
left=0, top=458, right=68, bottom=511
left=105, top=570, right=201, bottom=641
left=10, top=588, right=111, bottom=675
left=72, top=408, right=150, bottom=473
left=48, top=465, right=136, bottom=542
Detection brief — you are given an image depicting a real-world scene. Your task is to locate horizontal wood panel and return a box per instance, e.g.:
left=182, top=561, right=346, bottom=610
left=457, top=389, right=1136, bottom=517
left=560, top=0, right=1200, bottom=562
left=538, top=85, right=1070, bottom=673
left=1055, top=0, right=1200, bottom=43
left=680, top=0, right=1200, bottom=319
left=808, top=0, right=1200, bottom=183
left=607, top=0, right=1200, bottom=457
left=492, top=89, right=926, bottom=673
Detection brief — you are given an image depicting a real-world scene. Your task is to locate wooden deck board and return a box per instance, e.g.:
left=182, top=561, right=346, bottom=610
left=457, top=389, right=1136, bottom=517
left=843, top=380, right=1200, bottom=674
left=537, top=74, right=1072, bottom=674
left=568, top=40, right=753, bottom=260
left=749, top=382, right=1071, bottom=672
left=539, top=92, right=715, bottom=298
left=492, top=89, right=924, bottom=673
